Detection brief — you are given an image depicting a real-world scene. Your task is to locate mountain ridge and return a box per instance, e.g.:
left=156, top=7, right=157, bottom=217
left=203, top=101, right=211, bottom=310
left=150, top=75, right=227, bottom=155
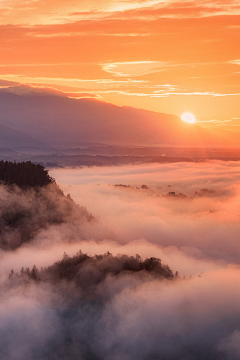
left=0, top=90, right=238, bottom=147
left=0, top=122, right=42, bottom=148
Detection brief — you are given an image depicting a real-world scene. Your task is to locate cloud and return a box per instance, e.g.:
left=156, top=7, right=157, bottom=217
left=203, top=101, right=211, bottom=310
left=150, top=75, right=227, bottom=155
left=218, top=330, right=240, bottom=360
left=230, top=59, right=240, bottom=65
left=0, top=6, right=239, bottom=122
left=0, top=84, right=100, bottom=99
left=1, top=0, right=239, bottom=26
left=0, top=75, right=145, bottom=90
left=0, top=84, right=67, bottom=96
left=51, top=161, right=240, bottom=266
left=101, top=61, right=168, bottom=77
left=98, top=267, right=240, bottom=360
left=1, top=79, right=238, bottom=103
left=0, top=79, right=20, bottom=87
left=0, top=161, right=240, bottom=358
left=1, top=260, right=240, bottom=359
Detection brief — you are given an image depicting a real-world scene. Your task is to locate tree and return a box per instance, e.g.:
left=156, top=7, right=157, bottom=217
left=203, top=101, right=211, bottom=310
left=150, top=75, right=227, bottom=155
left=0, top=160, right=54, bottom=188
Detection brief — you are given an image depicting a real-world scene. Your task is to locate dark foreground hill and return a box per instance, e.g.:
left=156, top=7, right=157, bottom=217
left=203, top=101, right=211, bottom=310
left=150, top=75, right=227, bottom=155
left=2, top=251, right=176, bottom=360
left=0, top=161, right=94, bottom=250
left=9, top=251, right=174, bottom=300
left=0, top=90, right=239, bottom=147
left=0, top=160, right=53, bottom=188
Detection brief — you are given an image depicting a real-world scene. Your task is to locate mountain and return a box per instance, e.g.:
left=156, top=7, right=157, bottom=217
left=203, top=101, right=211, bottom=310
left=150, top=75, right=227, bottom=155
left=0, top=123, right=41, bottom=148
left=0, top=90, right=238, bottom=147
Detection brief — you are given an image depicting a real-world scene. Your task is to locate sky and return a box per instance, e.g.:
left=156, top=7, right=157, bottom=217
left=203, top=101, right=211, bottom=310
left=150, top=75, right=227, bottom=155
left=1, top=0, right=240, bottom=128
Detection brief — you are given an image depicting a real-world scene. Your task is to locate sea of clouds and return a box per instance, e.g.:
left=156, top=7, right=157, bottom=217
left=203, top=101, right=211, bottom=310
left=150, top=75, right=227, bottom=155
left=1, top=161, right=240, bottom=359
left=51, top=161, right=240, bottom=270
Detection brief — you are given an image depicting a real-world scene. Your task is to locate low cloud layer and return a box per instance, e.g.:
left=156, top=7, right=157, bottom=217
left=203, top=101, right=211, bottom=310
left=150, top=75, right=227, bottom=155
left=0, top=161, right=240, bottom=359
left=51, top=161, right=240, bottom=267
left=2, top=258, right=240, bottom=360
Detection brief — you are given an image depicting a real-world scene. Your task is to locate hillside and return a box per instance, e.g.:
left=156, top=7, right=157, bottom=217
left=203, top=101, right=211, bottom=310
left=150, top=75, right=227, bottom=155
left=0, top=123, right=40, bottom=148
left=0, top=161, right=94, bottom=250
left=0, top=91, right=239, bottom=147
left=0, top=160, right=53, bottom=187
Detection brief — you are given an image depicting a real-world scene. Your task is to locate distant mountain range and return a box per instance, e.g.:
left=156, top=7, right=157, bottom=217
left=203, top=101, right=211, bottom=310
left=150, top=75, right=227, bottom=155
left=0, top=91, right=239, bottom=148
left=0, top=123, right=39, bottom=148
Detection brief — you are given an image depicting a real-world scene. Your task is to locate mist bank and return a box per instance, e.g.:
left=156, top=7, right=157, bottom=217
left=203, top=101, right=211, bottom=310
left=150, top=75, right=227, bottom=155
left=0, top=160, right=237, bottom=274
left=0, top=161, right=239, bottom=359
left=2, top=145, right=240, bottom=169
left=0, top=183, right=98, bottom=251
left=0, top=161, right=113, bottom=252
left=51, top=161, right=240, bottom=267
left=1, top=251, right=240, bottom=360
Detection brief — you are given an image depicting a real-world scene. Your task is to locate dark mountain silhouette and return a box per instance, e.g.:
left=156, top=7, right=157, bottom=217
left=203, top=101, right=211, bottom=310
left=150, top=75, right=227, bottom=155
left=0, top=123, right=40, bottom=148
left=0, top=91, right=239, bottom=147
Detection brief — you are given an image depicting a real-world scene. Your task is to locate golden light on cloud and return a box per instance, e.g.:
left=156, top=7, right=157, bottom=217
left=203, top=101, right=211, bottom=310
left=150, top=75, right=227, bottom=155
left=181, top=112, right=196, bottom=124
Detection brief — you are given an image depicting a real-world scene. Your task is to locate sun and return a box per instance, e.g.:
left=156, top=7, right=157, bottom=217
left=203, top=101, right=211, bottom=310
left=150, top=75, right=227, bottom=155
left=181, top=112, right=196, bottom=124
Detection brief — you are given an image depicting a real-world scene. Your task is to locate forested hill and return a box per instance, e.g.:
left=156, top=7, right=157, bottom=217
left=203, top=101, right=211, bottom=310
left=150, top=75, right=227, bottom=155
left=0, top=160, right=53, bottom=188
left=8, top=252, right=175, bottom=302
left=0, top=161, right=95, bottom=250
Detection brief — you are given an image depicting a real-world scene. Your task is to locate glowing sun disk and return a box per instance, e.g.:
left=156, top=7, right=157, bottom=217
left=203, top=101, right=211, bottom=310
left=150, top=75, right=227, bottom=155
left=181, top=112, right=196, bottom=124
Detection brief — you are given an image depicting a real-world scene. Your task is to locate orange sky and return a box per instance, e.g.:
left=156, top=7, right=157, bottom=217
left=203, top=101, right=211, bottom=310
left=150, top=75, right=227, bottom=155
left=0, top=0, right=240, bottom=130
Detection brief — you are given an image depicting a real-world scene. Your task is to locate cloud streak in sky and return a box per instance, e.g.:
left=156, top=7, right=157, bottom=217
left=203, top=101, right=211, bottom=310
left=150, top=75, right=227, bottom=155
left=1, top=0, right=240, bottom=25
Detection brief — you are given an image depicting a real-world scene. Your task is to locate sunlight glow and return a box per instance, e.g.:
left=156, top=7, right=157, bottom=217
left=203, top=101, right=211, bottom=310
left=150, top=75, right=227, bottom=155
left=181, top=112, right=196, bottom=124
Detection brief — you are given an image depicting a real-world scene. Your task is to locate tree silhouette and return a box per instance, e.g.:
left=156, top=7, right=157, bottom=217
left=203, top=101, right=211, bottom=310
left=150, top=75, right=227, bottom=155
left=0, top=160, right=54, bottom=188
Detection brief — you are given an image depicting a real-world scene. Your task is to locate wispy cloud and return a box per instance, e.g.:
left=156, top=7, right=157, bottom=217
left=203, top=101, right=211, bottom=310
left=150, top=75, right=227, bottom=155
left=1, top=77, right=240, bottom=101
left=27, top=31, right=151, bottom=38
left=229, top=59, right=240, bottom=65
left=0, top=74, right=146, bottom=89
left=0, top=0, right=240, bottom=26
left=101, top=61, right=168, bottom=77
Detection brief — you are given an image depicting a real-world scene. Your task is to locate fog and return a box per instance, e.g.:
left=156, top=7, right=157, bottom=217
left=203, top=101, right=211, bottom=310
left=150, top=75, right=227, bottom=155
left=51, top=161, right=240, bottom=269
left=0, top=161, right=240, bottom=359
